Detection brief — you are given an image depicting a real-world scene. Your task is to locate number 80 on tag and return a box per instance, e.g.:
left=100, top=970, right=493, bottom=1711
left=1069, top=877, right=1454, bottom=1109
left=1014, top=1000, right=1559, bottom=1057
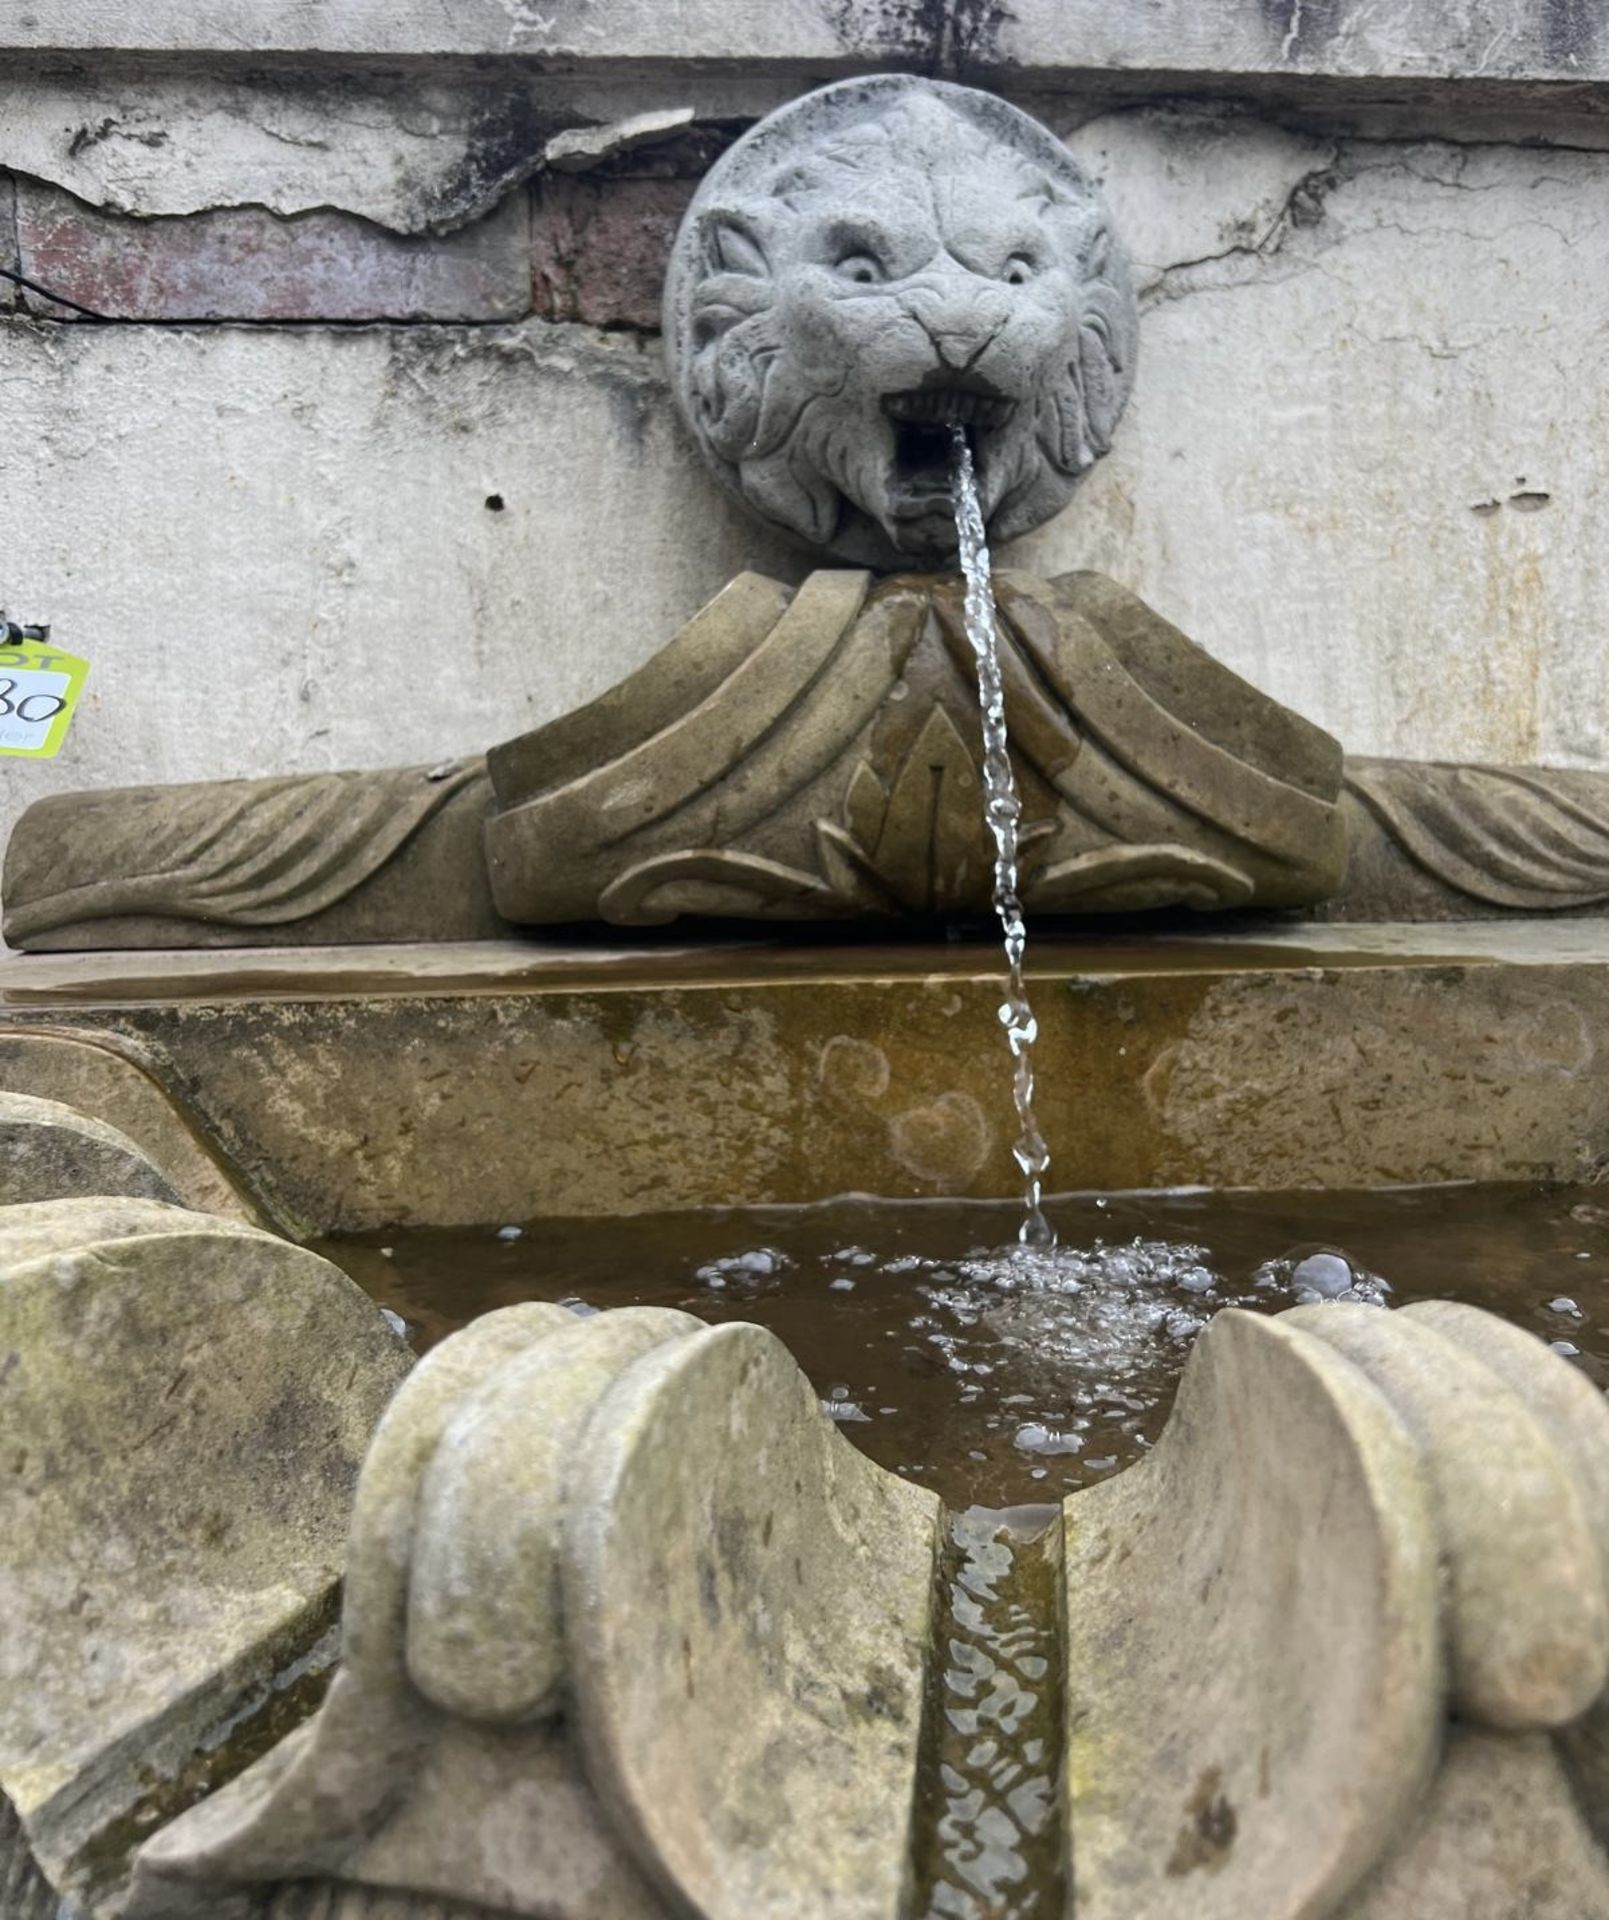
left=0, top=643, right=90, bottom=758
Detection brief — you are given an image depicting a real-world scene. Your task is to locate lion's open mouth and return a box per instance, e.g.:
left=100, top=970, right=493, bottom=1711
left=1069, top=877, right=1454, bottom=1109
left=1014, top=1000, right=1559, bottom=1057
left=877, top=385, right=1017, bottom=548
left=882, top=386, right=1017, bottom=513
left=875, top=387, right=1013, bottom=541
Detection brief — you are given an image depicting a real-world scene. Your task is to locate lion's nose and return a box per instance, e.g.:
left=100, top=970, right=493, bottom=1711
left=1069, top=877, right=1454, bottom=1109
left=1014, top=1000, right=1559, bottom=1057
left=918, top=315, right=1005, bottom=374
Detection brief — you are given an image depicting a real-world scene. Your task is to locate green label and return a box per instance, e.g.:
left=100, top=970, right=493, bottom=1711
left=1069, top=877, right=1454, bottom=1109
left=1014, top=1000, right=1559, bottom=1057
left=0, top=642, right=90, bottom=758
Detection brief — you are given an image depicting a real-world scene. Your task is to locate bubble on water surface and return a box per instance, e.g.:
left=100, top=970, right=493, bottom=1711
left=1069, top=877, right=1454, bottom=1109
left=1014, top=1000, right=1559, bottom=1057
left=696, top=1246, right=791, bottom=1289
left=1252, top=1245, right=1392, bottom=1307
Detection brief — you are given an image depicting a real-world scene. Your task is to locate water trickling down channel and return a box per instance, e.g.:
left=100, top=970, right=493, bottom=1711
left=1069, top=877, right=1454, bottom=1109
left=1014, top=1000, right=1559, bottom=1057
left=951, top=428, right=1053, bottom=1251
left=907, top=1504, right=1068, bottom=1920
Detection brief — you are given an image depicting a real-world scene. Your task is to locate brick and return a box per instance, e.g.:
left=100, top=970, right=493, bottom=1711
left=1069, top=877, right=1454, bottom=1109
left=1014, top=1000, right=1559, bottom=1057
left=530, top=174, right=696, bottom=331
left=0, top=175, right=17, bottom=313
left=13, top=183, right=531, bottom=323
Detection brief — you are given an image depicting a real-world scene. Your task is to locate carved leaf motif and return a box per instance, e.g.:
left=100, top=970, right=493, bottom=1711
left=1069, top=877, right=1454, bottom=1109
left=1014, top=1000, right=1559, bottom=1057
left=2, top=764, right=486, bottom=943
left=878, top=707, right=987, bottom=913
left=843, top=760, right=887, bottom=854
left=819, top=708, right=989, bottom=912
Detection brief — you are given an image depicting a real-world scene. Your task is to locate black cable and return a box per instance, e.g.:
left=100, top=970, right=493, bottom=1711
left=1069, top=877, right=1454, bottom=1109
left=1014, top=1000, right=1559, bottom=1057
left=0, top=265, right=110, bottom=320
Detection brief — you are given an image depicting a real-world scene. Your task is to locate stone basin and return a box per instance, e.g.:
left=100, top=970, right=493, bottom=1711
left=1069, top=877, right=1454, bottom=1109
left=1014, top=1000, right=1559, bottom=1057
left=3, top=921, right=1606, bottom=1229
left=3, top=921, right=1609, bottom=1920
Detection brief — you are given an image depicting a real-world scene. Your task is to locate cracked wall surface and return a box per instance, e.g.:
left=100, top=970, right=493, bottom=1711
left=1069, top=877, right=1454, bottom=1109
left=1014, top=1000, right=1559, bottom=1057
left=2, top=38, right=1607, bottom=895
left=1022, top=111, right=1609, bottom=771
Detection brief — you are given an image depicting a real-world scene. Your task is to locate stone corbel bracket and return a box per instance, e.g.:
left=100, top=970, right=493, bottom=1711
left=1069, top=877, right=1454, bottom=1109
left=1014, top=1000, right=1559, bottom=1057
left=1068, top=1299, right=1609, bottom=1918
left=129, top=1306, right=944, bottom=1920
left=485, top=568, right=1349, bottom=927
left=125, top=1291, right=1609, bottom=1919
left=0, top=1198, right=413, bottom=1918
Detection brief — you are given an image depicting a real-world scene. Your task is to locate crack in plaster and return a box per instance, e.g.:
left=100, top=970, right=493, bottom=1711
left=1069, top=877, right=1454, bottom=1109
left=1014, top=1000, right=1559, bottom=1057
left=0, top=173, right=18, bottom=314
left=1141, top=127, right=1609, bottom=309
left=1142, top=145, right=1343, bottom=306
left=1280, top=0, right=1306, bottom=62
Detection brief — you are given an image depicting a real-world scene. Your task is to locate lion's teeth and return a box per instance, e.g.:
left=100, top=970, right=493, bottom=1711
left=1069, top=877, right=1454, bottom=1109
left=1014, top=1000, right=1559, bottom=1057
left=883, top=388, right=1015, bottom=430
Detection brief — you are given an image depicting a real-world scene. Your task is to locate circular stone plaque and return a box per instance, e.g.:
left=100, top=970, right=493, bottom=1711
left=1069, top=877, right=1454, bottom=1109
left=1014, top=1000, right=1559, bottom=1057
left=663, top=74, right=1138, bottom=566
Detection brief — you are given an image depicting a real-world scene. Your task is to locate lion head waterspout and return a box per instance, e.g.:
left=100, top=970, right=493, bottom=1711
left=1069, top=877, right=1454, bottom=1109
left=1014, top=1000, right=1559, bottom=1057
left=664, top=75, right=1139, bottom=566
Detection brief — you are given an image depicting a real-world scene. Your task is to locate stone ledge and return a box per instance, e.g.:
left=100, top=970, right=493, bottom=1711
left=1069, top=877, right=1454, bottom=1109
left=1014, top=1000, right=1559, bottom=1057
left=0, top=1197, right=412, bottom=1914
left=5, top=0, right=1609, bottom=94
left=6, top=923, right=1609, bottom=1007
left=2, top=927, right=1606, bottom=1227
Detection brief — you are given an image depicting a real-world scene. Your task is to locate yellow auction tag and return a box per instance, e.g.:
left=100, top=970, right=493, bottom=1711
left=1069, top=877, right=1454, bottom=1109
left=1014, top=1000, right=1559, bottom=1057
left=0, top=639, right=89, bottom=758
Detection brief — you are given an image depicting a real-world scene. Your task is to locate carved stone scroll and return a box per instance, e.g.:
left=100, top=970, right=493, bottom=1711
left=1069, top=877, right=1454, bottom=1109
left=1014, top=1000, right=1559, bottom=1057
left=3, top=762, right=504, bottom=951
left=0, top=1199, right=412, bottom=1916
left=129, top=1308, right=943, bottom=1920
left=485, top=568, right=1349, bottom=925
left=110, top=1297, right=1609, bottom=1920
left=1327, top=759, right=1609, bottom=921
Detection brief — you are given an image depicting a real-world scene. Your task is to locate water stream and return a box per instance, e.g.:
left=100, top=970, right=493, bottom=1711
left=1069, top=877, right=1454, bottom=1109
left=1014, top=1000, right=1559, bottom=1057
left=951, top=428, right=1052, bottom=1250
left=907, top=1505, right=1067, bottom=1919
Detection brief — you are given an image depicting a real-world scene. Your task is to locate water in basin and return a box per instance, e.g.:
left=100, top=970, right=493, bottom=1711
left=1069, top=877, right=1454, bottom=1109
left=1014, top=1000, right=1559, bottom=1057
left=319, top=1180, right=1609, bottom=1509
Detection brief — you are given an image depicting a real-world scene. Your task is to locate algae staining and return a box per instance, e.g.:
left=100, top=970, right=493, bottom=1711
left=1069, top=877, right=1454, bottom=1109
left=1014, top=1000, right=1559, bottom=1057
left=1164, top=1764, right=1239, bottom=1877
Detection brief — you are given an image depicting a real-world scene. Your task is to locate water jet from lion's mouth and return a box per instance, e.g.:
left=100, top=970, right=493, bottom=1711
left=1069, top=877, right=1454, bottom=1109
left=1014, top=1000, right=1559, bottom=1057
left=950, top=423, right=1054, bottom=1250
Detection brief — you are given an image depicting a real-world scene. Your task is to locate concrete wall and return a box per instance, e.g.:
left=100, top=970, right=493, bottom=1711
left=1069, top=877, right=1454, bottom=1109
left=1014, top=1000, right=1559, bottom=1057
left=3, top=3, right=1608, bottom=908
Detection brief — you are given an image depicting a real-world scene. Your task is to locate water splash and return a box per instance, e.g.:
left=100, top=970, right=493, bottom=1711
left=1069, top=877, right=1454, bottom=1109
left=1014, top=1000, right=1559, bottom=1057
left=951, top=427, right=1052, bottom=1249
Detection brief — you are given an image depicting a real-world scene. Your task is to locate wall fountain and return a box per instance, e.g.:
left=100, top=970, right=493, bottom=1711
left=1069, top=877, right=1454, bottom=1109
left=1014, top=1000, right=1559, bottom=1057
left=4, top=68, right=1609, bottom=1920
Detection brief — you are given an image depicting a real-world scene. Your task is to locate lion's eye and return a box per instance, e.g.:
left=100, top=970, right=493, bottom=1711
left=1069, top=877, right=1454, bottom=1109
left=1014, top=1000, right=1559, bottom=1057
left=835, top=253, right=885, bottom=286
left=1002, top=253, right=1039, bottom=286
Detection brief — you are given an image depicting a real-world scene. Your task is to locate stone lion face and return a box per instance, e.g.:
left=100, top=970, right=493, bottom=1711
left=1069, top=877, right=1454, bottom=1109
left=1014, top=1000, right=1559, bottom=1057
left=664, top=76, right=1137, bottom=565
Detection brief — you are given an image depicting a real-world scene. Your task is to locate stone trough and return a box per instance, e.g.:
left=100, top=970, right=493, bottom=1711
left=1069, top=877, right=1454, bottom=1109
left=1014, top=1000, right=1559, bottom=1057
left=2, top=925, right=1609, bottom=1919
